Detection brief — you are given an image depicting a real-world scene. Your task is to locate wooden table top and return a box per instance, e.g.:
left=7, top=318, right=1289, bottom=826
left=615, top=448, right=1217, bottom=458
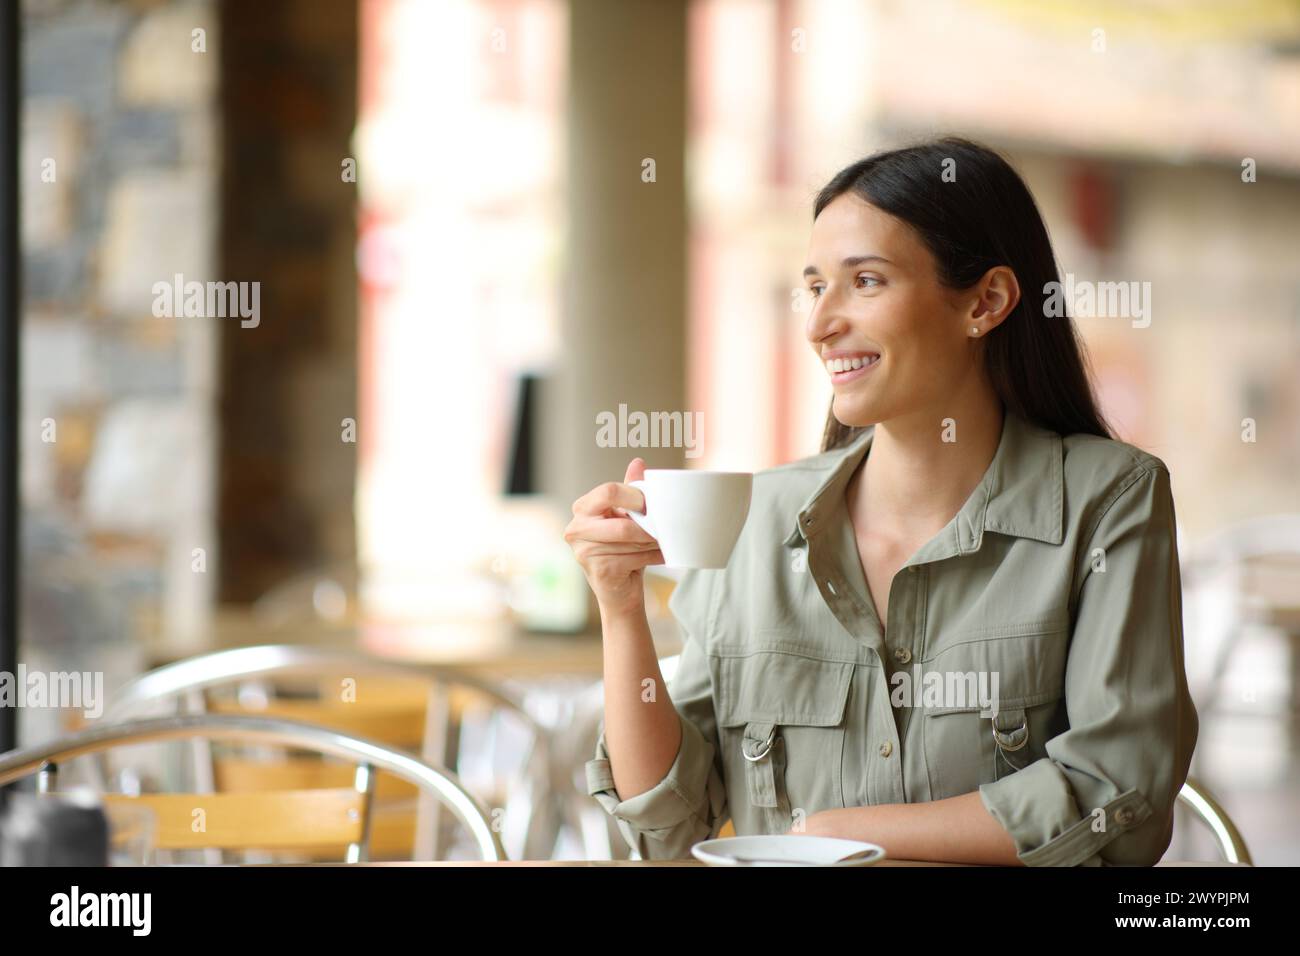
left=264, top=859, right=960, bottom=866
left=250, top=858, right=1243, bottom=867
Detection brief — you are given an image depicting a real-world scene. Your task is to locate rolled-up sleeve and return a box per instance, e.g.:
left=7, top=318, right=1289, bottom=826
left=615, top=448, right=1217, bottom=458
left=977, top=463, right=1199, bottom=866
left=584, top=568, right=729, bottom=860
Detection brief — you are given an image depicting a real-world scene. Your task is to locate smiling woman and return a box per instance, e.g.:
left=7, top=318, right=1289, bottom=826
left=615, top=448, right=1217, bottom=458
left=805, top=136, right=1112, bottom=455
left=574, top=136, right=1199, bottom=867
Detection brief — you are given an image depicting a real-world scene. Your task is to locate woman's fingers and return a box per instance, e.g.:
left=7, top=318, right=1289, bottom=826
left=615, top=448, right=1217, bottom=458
left=571, top=478, right=645, bottom=519
left=563, top=463, right=662, bottom=611
left=623, top=457, right=647, bottom=485
left=563, top=513, right=657, bottom=550
left=578, top=541, right=662, bottom=563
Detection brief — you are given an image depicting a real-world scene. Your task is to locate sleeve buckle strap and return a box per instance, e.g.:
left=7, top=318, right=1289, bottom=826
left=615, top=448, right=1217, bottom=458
left=584, top=756, right=615, bottom=796
left=1018, top=787, right=1155, bottom=867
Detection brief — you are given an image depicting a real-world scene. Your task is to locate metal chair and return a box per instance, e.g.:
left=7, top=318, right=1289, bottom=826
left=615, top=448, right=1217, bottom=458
left=1175, top=775, right=1251, bottom=864
left=0, top=713, right=505, bottom=862
left=1180, top=514, right=1300, bottom=716
left=93, top=645, right=560, bottom=861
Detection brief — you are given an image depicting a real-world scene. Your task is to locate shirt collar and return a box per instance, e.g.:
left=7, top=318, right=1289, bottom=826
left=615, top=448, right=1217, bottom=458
left=781, top=409, right=1064, bottom=556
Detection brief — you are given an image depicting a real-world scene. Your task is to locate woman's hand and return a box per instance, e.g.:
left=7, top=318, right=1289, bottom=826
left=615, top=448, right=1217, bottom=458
left=564, top=458, right=665, bottom=618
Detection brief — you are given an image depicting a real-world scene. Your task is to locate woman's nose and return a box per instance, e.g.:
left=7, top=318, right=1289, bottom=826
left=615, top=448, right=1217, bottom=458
left=804, top=293, right=846, bottom=344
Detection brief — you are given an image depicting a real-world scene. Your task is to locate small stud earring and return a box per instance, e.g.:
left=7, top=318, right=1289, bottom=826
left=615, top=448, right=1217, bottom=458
left=970, top=326, right=980, bottom=336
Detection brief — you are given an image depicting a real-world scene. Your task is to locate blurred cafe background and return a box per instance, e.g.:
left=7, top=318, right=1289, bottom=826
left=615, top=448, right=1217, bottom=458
left=2, top=0, right=1298, bottom=863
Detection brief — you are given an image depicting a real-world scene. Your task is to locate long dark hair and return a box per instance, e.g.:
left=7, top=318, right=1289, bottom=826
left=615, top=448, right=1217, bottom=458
left=814, top=136, right=1112, bottom=452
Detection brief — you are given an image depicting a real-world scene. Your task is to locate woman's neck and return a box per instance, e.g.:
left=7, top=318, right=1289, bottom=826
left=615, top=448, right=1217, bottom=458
left=851, top=397, right=1006, bottom=542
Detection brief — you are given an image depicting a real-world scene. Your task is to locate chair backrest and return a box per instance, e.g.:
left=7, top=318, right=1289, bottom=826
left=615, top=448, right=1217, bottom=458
left=1182, top=514, right=1300, bottom=568
left=206, top=672, right=448, bottom=855
left=95, top=645, right=552, bottom=860
left=205, top=697, right=428, bottom=749
left=1175, top=776, right=1252, bottom=864
left=99, top=789, right=371, bottom=855
left=102, top=645, right=535, bottom=726
left=1180, top=513, right=1300, bottom=609
left=36, top=756, right=377, bottom=860
left=0, top=713, right=506, bottom=862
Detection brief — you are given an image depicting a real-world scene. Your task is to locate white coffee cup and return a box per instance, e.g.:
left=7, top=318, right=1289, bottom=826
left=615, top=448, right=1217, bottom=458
left=623, top=470, right=753, bottom=569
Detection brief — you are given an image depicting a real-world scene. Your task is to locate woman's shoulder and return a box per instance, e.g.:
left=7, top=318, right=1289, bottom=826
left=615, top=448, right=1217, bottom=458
left=1058, top=428, right=1172, bottom=511
left=1060, top=429, right=1168, bottom=477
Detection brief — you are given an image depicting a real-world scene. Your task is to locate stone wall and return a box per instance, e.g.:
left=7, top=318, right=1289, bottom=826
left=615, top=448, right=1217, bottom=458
left=21, top=0, right=219, bottom=741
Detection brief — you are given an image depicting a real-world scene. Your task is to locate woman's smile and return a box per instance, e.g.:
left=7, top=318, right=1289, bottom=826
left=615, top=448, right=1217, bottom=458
left=823, top=349, right=881, bottom=385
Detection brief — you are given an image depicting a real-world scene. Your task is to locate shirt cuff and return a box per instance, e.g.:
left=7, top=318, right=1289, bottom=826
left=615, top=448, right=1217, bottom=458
left=978, top=758, right=1155, bottom=866
left=584, top=711, right=724, bottom=858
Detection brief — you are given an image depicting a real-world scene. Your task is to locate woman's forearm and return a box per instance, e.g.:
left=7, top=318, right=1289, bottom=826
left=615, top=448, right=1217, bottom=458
left=598, top=601, right=683, bottom=801
left=799, top=791, right=1024, bottom=865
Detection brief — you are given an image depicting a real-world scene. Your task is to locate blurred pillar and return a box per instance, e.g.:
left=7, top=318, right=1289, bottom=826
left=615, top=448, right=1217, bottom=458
left=543, top=0, right=689, bottom=506
left=218, top=0, right=359, bottom=602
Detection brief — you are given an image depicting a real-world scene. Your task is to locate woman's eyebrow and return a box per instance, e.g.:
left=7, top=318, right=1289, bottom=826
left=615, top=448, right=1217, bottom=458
left=802, top=254, right=893, bottom=277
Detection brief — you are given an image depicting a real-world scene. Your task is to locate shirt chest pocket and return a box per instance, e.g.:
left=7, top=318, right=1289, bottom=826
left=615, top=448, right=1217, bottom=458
left=712, top=647, right=855, bottom=833
left=920, top=628, right=1068, bottom=801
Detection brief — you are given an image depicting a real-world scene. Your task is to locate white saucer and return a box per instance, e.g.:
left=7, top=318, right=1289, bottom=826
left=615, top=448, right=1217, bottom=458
left=691, top=834, right=886, bottom=867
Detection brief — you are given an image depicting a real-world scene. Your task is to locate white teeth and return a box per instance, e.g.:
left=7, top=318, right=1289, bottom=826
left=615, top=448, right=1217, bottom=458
left=825, top=355, right=878, bottom=375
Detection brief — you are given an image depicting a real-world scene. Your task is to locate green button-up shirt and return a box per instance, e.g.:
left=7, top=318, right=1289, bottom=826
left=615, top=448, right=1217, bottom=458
left=585, top=409, right=1199, bottom=865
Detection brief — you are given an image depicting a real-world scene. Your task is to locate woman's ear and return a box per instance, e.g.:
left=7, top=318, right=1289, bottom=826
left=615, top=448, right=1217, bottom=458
left=968, top=266, right=1020, bottom=335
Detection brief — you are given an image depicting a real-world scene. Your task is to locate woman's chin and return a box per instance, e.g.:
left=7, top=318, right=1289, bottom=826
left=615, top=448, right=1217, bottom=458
left=832, top=395, right=882, bottom=429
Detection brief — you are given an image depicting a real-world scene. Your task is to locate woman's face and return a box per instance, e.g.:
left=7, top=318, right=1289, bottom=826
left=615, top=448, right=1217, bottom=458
left=802, top=192, right=982, bottom=428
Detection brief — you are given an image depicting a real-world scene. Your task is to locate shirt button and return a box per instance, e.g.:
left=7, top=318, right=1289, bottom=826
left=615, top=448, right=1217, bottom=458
left=879, top=741, right=893, bottom=758
left=1114, top=807, right=1135, bottom=826
left=893, top=647, right=911, bottom=665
